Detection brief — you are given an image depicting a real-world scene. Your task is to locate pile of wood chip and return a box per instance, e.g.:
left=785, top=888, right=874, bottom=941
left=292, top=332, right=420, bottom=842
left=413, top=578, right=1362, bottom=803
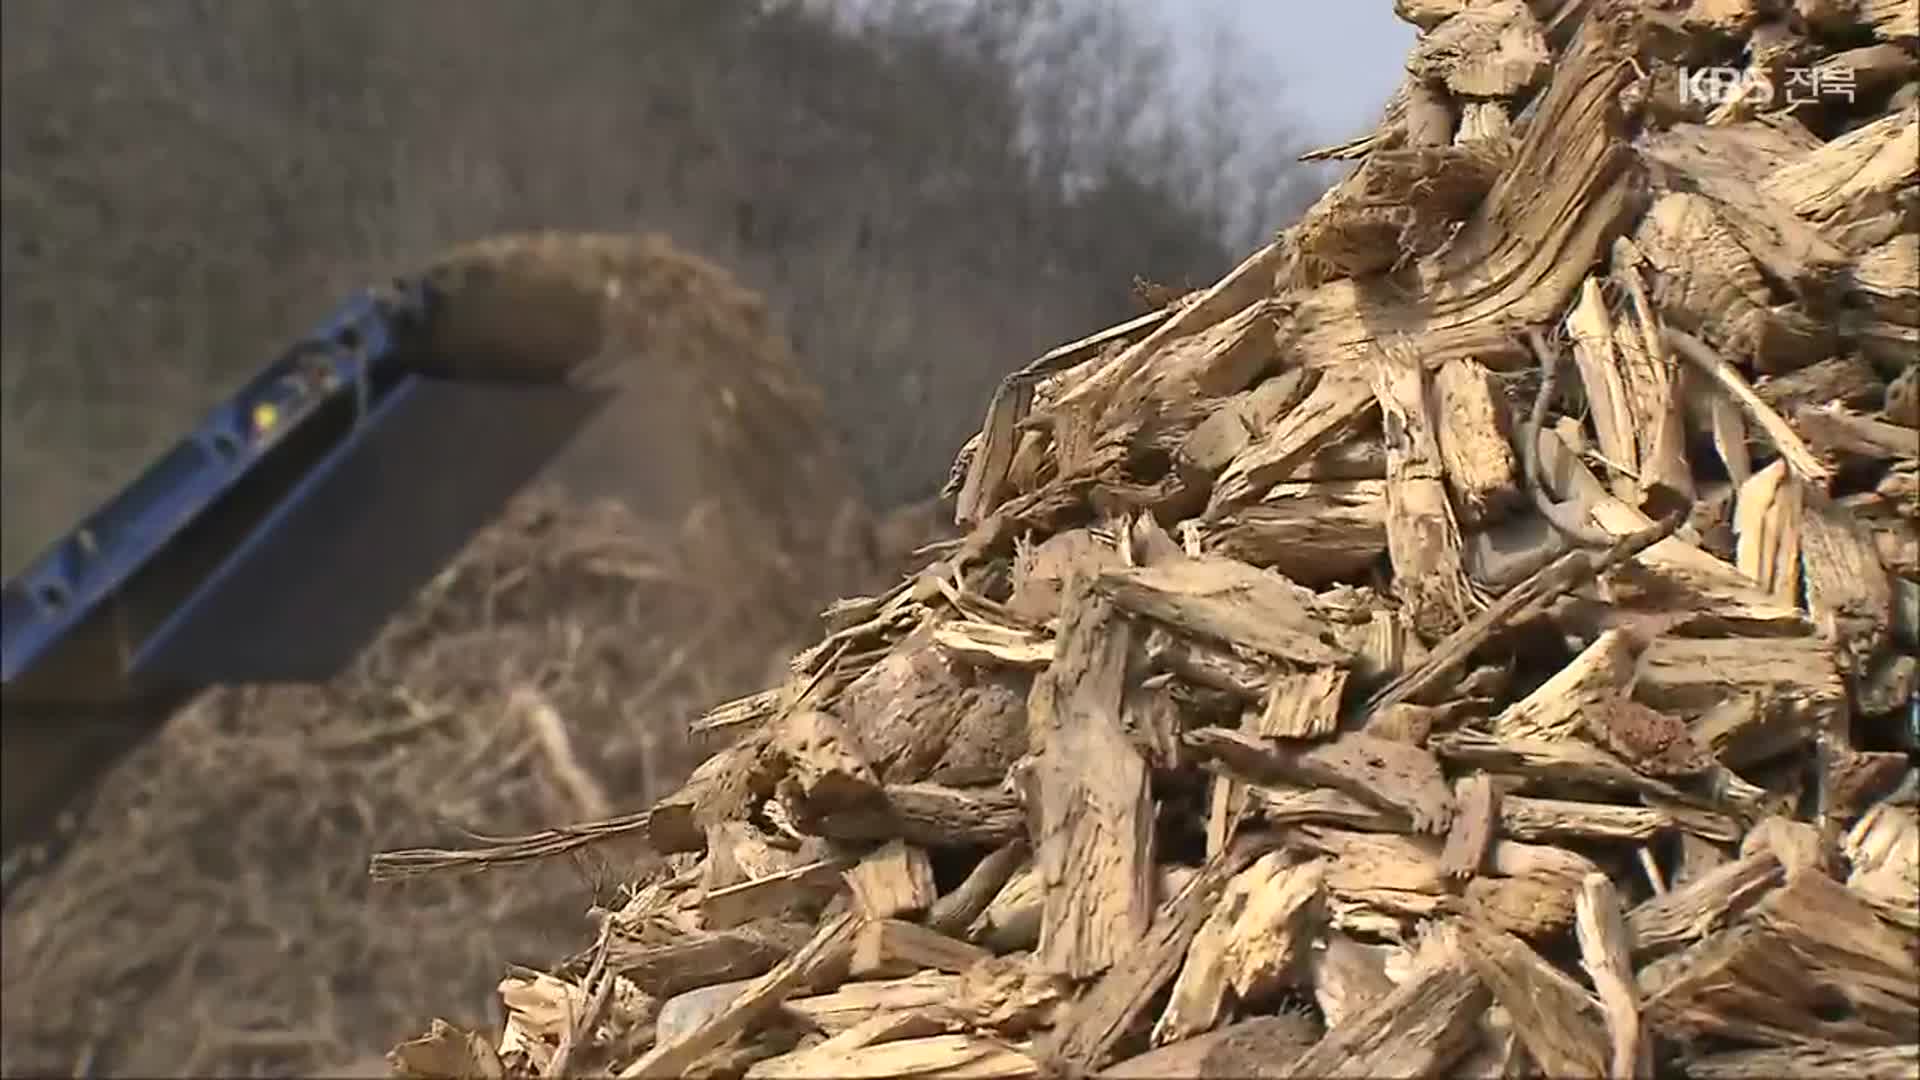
left=381, top=2, right=1918, bottom=1077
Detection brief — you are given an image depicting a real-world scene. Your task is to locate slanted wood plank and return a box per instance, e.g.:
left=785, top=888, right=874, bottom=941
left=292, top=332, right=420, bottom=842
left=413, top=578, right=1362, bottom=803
left=1209, top=372, right=1381, bottom=515
left=1576, top=873, right=1646, bottom=1079
left=1042, top=839, right=1273, bottom=1073
left=849, top=919, right=991, bottom=979
left=1284, top=921, right=1490, bottom=1078
left=618, top=913, right=861, bottom=1079
left=1627, top=851, right=1784, bottom=959
left=1497, top=795, right=1674, bottom=844
left=1565, top=277, right=1641, bottom=503
left=1197, top=480, right=1389, bottom=585
left=1371, top=347, right=1477, bottom=639
left=1755, top=354, right=1886, bottom=415
left=1635, top=636, right=1845, bottom=766
left=1178, top=370, right=1315, bottom=476
left=1734, top=460, right=1804, bottom=603
left=1028, top=578, right=1154, bottom=979
left=1154, top=853, right=1326, bottom=1045
left=1458, top=918, right=1610, bottom=1079
left=748, top=1034, right=1036, bottom=1080
left=783, top=972, right=966, bottom=1036
left=1758, top=104, right=1918, bottom=254
left=1492, top=627, right=1648, bottom=742
left=1098, top=557, right=1349, bottom=666
left=1186, top=728, right=1453, bottom=834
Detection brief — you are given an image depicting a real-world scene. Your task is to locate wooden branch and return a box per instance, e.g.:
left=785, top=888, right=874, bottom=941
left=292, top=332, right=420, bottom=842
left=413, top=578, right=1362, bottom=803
left=812, top=783, right=1025, bottom=849
left=1431, top=730, right=1687, bottom=803
left=1497, top=795, right=1674, bottom=844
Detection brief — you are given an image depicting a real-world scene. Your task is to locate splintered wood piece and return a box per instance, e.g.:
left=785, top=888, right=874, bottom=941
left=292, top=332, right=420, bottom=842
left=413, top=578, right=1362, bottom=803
left=931, top=620, right=1054, bottom=670
left=1042, top=838, right=1273, bottom=1073
left=608, top=925, right=807, bottom=998
left=1098, top=557, right=1349, bottom=666
left=1635, top=636, right=1845, bottom=767
left=1688, top=1044, right=1920, bottom=1080
left=1465, top=874, right=1579, bottom=941
left=1801, top=491, right=1895, bottom=672
left=1666, top=329, right=1831, bottom=485
left=1430, top=730, right=1687, bottom=803
left=1579, top=694, right=1717, bottom=778
left=1245, top=782, right=1409, bottom=833
left=1497, top=796, right=1674, bottom=844
left=618, top=913, right=860, bottom=1079
left=1156, top=855, right=1328, bottom=1045
left=1458, top=918, right=1610, bottom=1079
left=927, top=840, right=1028, bottom=938
left=1284, top=921, right=1490, bottom=1079
left=747, top=1033, right=1035, bottom=1080
left=1640, top=870, right=1920, bottom=1046
left=967, top=865, right=1042, bottom=954
left=701, top=857, right=850, bottom=930
left=1626, top=851, right=1783, bottom=959
left=849, top=919, right=991, bottom=979
left=1186, top=728, right=1453, bottom=834
left=1632, top=192, right=1786, bottom=374
left=954, top=377, right=1038, bottom=528
left=1209, top=372, right=1380, bottom=515
left=1144, top=627, right=1272, bottom=702
left=783, top=972, right=966, bottom=1036
left=813, top=783, right=1025, bottom=849
left=1029, top=578, right=1154, bottom=979
left=1407, top=0, right=1548, bottom=97
left=1101, top=1015, right=1322, bottom=1079
left=1575, top=873, right=1644, bottom=1079
left=835, top=627, right=979, bottom=784
left=1491, top=627, right=1648, bottom=742
left=1566, top=277, right=1640, bottom=503
left=1756, top=355, right=1887, bottom=415
left=1440, top=774, right=1498, bottom=880
left=1253, top=666, right=1348, bottom=739
left=1734, top=461, right=1803, bottom=602
left=1610, top=261, right=1696, bottom=515
left=1433, top=357, right=1521, bottom=526
left=774, top=707, right=883, bottom=820
left=1371, top=347, right=1477, bottom=639
left=648, top=739, right=768, bottom=853
left=842, top=841, right=937, bottom=921
left=1793, top=405, right=1920, bottom=467
left=1846, top=801, right=1920, bottom=932
left=1758, top=104, right=1918, bottom=255
left=1308, top=932, right=1397, bottom=1031
left=1197, top=480, right=1389, bottom=585
left=1739, top=816, right=1830, bottom=878
left=1178, top=370, right=1315, bottom=476
left=1205, top=773, right=1247, bottom=858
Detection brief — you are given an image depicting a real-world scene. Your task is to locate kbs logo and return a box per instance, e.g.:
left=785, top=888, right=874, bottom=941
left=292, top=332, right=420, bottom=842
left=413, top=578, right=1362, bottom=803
left=1678, top=65, right=1856, bottom=107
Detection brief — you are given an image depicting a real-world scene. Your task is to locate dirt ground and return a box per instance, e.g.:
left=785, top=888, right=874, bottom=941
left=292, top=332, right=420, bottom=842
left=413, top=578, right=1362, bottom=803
left=0, top=235, right=945, bottom=1076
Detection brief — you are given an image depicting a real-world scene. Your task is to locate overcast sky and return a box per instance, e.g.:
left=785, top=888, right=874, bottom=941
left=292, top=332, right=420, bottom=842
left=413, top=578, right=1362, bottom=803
left=1153, top=0, right=1417, bottom=143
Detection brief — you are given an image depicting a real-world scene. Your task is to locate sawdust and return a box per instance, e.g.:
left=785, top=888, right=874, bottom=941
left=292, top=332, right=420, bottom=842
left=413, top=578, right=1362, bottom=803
left=0, top=234, right=911, bottom=1076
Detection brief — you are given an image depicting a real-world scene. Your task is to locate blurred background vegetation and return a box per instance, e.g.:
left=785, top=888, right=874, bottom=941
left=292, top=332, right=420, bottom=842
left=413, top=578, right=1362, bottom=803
left=0, top=0, right=1335, bottom=572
